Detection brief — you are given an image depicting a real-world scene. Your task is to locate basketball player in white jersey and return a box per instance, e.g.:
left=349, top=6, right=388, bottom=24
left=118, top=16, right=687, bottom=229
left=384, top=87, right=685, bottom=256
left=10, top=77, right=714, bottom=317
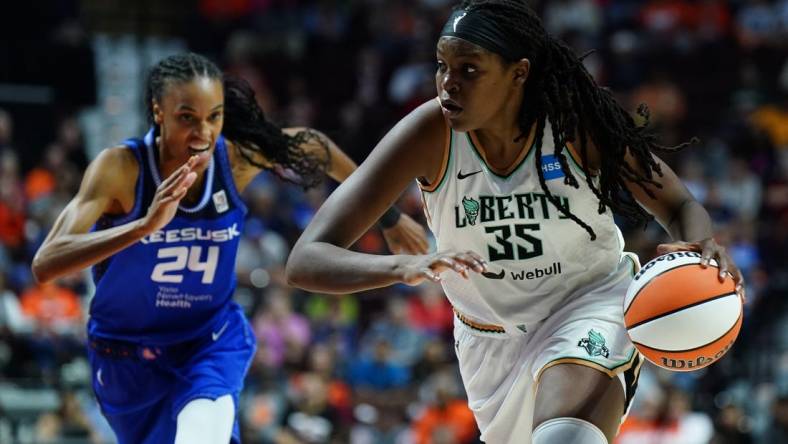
left=286, top=1, right=744, bottom=443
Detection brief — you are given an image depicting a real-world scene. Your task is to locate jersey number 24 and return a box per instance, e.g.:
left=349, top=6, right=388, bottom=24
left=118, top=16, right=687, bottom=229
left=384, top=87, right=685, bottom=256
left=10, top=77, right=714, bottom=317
left=150, top=246, right=219, bottom=284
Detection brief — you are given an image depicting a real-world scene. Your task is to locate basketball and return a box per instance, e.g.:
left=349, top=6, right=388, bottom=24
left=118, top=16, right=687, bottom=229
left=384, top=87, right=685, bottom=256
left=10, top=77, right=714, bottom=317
left=624, top=251, right=742, bottom=372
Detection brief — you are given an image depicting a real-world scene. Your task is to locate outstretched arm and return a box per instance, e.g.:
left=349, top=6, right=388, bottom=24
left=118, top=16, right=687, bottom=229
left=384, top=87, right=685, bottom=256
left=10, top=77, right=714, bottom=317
left=32, top=148, right=200, bottom=283
left=285, top=100, right=485, bottom=293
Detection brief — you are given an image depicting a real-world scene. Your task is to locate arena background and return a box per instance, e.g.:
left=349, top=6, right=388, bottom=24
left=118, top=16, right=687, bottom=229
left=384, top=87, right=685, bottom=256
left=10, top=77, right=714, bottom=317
left=1, top=0, right=787, bottom=443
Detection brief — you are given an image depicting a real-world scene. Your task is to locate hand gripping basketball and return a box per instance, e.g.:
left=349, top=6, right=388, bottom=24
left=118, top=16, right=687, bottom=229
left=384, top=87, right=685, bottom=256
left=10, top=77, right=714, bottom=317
left=657, top=238, right=744, bottom=300
left=624, top=251, right=743, bottom=372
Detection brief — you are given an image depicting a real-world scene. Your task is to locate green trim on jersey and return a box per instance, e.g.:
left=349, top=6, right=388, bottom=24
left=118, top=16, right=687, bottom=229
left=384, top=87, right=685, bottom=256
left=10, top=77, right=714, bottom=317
left=465, top=130, right=590, bottom=182
left=541, top=347, right=637, bottom=374
left=465, top=132, right=537, bottom=180
left=422, top=130, right=454, bottom=194
left=564, top=148, right=589, bottom=179
left=624, top=254, right=639, bottom=277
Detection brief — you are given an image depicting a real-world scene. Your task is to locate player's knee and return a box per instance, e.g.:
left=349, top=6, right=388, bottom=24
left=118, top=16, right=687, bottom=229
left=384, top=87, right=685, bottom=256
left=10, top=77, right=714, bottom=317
left=534, top=364, right=624, bottom=439
left=532, top=417, right=608, bottom=444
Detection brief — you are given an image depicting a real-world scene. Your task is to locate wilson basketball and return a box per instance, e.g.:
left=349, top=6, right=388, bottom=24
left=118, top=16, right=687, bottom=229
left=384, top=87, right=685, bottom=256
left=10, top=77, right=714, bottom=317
left=624, top=251, right=742, bottom=372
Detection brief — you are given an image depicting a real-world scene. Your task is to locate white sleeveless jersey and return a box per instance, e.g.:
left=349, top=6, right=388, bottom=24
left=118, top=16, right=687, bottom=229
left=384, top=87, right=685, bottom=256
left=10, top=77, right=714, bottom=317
left=419, top=121, right=626, bottom=328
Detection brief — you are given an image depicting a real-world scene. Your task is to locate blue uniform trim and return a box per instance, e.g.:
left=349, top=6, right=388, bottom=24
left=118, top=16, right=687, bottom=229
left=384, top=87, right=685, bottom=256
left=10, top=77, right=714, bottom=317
left=143, top=129, right=215, bottom=213
left=91, top=140, right=146, bottom=284
left=112, top=140, right=146, bottom=225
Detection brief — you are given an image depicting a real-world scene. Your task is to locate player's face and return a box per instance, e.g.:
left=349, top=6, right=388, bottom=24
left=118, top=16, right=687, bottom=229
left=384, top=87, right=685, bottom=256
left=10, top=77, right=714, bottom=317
left=153, top=76, right=224, bottom=173
left=436, top=37, right=525, bottom=132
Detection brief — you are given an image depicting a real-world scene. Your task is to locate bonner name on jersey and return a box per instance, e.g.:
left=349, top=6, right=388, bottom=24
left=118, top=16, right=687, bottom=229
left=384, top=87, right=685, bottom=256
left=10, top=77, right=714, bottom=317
left=140, top=223, right=241, bottom=244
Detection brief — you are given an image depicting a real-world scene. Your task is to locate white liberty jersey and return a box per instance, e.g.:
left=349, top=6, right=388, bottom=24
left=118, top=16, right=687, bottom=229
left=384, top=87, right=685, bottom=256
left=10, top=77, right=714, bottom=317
left=419, top=120, right=626, bottom=329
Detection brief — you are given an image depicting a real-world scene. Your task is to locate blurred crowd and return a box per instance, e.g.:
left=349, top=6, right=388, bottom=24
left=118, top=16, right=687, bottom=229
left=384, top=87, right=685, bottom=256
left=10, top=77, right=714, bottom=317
left=1, top=0, right=788, bottom=443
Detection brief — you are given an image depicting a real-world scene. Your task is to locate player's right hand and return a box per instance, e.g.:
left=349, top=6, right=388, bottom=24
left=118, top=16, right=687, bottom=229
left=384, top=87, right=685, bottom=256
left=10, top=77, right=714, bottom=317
left=140, top=156, right=199, bottom=234
left=397, top=250, right=488, bottom=286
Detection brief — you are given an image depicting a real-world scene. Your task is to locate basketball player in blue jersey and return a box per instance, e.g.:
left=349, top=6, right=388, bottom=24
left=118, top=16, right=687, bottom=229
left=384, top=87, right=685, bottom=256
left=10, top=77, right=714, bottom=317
left=287, top=1, right=744, bottom=443
left=31, top=53, right=427, bottom=444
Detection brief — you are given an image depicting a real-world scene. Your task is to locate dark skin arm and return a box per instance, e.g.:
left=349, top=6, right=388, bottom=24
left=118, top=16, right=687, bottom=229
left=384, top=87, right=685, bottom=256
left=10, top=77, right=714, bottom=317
left=285, top=126, right=356, bottom=184
left=229, top=127, right=429, bottom=255
left=31, top=148, right=200, bottom=283
left=285, top=100, right=486, bottom=294
left=624, top=152, right=744, bottom=296
left=579, top=142, right=744, bottom=297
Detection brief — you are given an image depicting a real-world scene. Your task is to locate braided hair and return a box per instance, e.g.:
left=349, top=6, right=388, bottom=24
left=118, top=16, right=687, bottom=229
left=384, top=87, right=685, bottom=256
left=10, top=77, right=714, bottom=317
left=145, top=52, right=328, bottom=189
left=458, top=0, right=693, bottom=240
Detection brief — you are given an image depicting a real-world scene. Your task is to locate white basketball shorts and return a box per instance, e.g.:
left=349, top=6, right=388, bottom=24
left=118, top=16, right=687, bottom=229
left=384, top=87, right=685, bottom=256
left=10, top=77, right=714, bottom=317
left=452, top=254, right=644, bottom=444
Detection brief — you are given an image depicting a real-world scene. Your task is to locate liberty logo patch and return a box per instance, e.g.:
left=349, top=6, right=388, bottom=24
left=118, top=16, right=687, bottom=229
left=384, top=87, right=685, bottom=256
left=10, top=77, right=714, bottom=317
left=462, top=196, right=479, bottom=225
left=540, top=155, right=565, bottom=180
left=578, top=329, right=610, bottom=358
left=453, top=12, right=467, bottom=32
left=212, top=190, right=228, bottom=213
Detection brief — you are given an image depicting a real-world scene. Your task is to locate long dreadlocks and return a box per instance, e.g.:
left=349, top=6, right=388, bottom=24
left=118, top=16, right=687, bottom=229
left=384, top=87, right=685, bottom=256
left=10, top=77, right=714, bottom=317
left=145, top=53, right=328, bottom=189
left=458, top=0, right=694, bottom=240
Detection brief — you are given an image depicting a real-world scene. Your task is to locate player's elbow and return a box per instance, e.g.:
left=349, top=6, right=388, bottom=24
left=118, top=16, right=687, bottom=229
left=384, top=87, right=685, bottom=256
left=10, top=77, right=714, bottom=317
left=31, top=255, right=54, bottom=284
left=285, top=247, right=308, bottom=288
left=31, top=244, right=64, bottom=284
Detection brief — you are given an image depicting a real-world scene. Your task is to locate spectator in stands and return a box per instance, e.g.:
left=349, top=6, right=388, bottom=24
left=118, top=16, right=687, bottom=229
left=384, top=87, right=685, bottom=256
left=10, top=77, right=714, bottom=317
left=412, top=371, right=477, bottom=444
left=252, top=286, right=312, bottom=371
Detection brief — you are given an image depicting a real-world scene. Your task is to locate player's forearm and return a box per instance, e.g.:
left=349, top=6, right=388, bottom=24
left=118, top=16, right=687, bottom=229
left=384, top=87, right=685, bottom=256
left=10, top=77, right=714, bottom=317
left=285, top=127, right=357, bottom=183
left=666, top=199, right=713, bottom=242
left=32, top=219, right=150, bottom=283
left=325, top=141, right=357, bottom=183
left=285, top=242, right=406, bottom=293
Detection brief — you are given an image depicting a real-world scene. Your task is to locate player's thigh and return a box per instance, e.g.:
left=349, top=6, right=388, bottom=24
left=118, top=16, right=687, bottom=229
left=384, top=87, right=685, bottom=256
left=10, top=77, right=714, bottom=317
left=533, top=363, right=624, bottom=442
left=174, top=395, right=235, bottom=444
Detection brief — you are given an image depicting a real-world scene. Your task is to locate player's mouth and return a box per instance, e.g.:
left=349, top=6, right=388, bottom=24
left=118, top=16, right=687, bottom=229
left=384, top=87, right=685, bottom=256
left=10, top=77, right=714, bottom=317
left=188, top=143, right=211, bottom=169
left=188, top=143, right=211, bottom=154
left=440, top=99, right=463, bottom=117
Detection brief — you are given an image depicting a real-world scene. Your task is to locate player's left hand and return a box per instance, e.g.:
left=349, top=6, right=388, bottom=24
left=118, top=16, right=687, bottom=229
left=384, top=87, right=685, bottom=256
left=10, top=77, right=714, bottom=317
left=657, top=238, right=745, bottom=300
left=382, top=213, right=429, bottom=255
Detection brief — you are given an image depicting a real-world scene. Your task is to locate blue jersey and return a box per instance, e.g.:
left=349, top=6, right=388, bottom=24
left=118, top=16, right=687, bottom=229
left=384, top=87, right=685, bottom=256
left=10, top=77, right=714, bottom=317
left=89, top=129, right=247, bottom=345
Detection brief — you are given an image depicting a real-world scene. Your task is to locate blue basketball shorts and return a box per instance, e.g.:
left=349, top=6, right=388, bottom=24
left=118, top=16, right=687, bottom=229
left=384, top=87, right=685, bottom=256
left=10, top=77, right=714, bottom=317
left=86, top=303, right=256, bottom=444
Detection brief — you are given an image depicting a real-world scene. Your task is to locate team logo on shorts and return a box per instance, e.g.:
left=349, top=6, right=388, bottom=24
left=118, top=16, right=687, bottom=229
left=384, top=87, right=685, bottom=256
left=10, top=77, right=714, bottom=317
left=462, top=196, right=479, bottom=225
left=578, top=329, right=610, bottom=358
